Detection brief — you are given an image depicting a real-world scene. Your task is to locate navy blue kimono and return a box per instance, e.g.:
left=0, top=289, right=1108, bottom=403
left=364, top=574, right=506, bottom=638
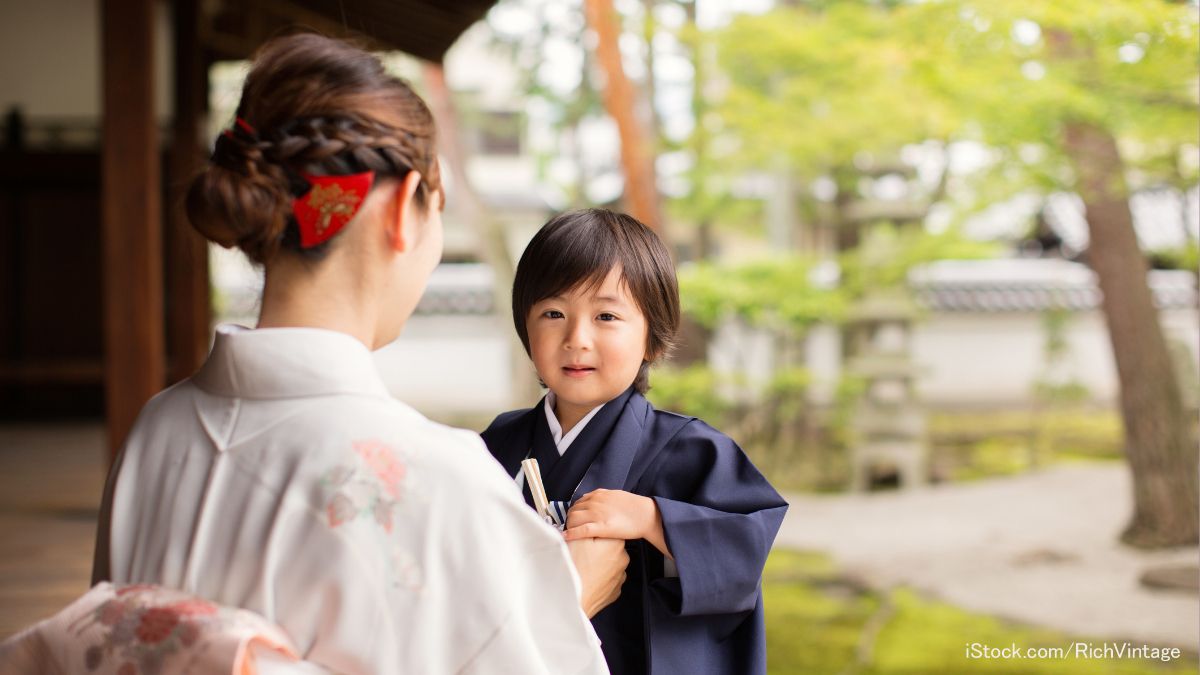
left=481, top=387, right=789, bottom=675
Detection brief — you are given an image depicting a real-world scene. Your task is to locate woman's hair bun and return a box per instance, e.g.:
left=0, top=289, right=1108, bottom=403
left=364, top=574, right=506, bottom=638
left=186, top=133, right=292, bottom=264
left=185, top=32, right=441, bottom=265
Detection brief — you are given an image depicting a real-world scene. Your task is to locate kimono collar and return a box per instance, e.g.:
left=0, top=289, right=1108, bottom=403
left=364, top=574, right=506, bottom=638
left=535, top=386, right=638, bottom=502
left=192, top=324, right=391, bottom=400
left=544, top=391, right=605, bottom=452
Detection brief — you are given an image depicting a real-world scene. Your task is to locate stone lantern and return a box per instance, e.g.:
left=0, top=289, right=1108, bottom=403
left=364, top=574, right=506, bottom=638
left=846, top=289, right=927, bottom=490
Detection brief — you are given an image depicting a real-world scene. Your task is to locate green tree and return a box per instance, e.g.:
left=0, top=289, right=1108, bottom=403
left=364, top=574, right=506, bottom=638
left=915, top=0, right=1198, bottom=548
left=716, top=2, right=962, bottom=250
left=713, top=0, right=1199, bottom=546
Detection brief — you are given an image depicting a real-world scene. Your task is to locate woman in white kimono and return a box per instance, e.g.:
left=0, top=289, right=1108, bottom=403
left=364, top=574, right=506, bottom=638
left=91, top=33, right=624, bottom=675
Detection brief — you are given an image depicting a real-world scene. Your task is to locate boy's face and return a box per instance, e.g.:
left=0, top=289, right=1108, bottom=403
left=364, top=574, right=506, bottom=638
left=526, top=267, right=649, bottom=419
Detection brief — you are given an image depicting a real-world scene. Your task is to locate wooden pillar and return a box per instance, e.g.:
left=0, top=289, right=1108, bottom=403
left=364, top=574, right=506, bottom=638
left=101, top=0, right=165, bottom=460
left=167, top=0, right=211, bottom=384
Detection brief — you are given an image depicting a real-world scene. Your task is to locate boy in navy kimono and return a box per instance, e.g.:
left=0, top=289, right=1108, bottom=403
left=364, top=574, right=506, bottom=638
left=481, top=208, right=789, bottom=675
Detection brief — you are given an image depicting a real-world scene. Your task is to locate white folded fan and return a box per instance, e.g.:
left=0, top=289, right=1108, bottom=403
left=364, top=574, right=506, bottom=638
left=520, top=457, right=553, bottom=525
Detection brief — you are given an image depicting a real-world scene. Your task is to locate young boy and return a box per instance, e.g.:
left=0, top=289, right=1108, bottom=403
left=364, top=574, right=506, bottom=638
left=481, top=209, right=789, bottom=675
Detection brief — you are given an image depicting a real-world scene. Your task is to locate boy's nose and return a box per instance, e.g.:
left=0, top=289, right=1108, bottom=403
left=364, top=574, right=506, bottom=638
left=563, top=319, right=592, bottom=351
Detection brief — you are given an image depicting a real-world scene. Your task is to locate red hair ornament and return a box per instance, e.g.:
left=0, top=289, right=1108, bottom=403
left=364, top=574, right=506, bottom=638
left=292, top=172, right=376, bottom=248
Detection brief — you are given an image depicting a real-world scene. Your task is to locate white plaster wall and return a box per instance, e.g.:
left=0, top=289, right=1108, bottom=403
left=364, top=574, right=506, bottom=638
left=372, top=304, right=1200, bottom=415
left=911, top=313, right=1106, bottom=407
left=911, top=308, right=1198, bottom=407
left=373, top=315, right=513, bottom=416
left=0, top=0, right=173, bottom=120
left=805, top=323, right=842, bottom=406
left=711, top=308, right=1200, bottom=410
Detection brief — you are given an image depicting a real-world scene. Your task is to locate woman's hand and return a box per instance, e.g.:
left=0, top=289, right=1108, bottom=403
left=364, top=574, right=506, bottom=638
left=563, top=489, right=673, bottom=560
left=566, top=536, right=628, bottom=618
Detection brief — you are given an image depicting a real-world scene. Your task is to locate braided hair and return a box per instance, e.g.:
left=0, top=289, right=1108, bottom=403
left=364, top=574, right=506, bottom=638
left=187, top=33, right=441, bottom=265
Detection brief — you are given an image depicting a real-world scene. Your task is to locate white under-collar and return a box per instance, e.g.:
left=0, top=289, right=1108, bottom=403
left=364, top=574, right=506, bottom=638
left=192, top=324, right=390, bottom=400
left=544, top=391, right=605, bottom=456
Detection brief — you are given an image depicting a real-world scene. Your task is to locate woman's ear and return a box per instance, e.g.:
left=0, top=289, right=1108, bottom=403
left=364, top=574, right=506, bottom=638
left=385, top=171, right=425, bottom=253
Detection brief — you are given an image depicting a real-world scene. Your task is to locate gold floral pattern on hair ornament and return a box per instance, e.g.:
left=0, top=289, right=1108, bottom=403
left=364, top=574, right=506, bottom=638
left=293, top=171, right=376, bottom=248
left=307, top=183, right=362, bottom=236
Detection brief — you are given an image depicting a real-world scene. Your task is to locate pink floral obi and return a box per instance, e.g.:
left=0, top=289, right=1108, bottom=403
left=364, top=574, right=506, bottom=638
left=0, top=582, right=329, bottom=675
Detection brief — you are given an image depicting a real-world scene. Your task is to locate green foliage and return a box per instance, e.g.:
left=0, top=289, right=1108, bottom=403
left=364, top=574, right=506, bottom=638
left=1148, top=243, right=1200, bottom=272
left=677, top=256, right=847, bottom=330
left=928, top=409, right=1126, bottom=483
left=954, top=437, right=1035, bottom=482
left=829, top=373, right=869, bottom=450
left=764, top=549, right=1199, bottom=674
left=1032, top=307, right=1091, bottom=406
left=1033, top=381, right=1091, bottom=405
left=764, top=549, right=880, bottom=673
left=646, top=364, right=737, bottom=425
left=714, top=0, right=1198, bottom=210
left=924, top=0, right=1198, bottom=144
left=650, top=363, right=841, bottom=491
left=665, top=181, right=766, bottom=237
left=764, top=367, right=812, bottom=424
left=1044, top=411, right=1126, bottom=462
left=871, top=588, right=1196, bottom=674
left=716, top=3, right=961, bottom=172
left=839, top=223, right=1000, bottom=298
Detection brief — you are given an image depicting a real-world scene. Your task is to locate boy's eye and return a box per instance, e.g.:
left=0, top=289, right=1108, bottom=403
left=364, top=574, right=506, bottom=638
left=597, top=313, right=618, bottom=322
left=543, top=310, right=564, bottom=319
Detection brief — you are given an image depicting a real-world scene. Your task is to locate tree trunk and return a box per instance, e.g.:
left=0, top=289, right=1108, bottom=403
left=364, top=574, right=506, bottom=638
left=583, top=0, right=666, bottom=243
left=832, top=166, right=860, bottom=253
left=1063, top=120, right=1199, bottom=548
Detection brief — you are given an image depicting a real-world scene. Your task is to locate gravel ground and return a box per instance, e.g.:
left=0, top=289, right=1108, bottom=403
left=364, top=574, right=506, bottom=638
left=775, top=463, right=1199, bottom=650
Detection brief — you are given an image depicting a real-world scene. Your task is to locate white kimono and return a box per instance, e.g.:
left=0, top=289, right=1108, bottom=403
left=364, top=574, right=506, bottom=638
left=93, top=325, right=607, bottom=675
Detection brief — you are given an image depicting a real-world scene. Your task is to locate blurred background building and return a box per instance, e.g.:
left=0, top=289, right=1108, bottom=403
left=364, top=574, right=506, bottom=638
left=1, top=0, right=1197, bottom=669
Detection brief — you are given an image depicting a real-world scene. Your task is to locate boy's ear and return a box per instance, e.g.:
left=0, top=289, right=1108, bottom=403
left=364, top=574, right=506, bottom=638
left=644, top=338, right=662, bottom=363
left=385, top=171, right=424, bottom=253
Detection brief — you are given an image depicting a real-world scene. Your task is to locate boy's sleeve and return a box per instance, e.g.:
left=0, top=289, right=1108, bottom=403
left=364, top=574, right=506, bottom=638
left=645, top=423, right=788, bottom=618
left=479, top=408, right=533, bottom=475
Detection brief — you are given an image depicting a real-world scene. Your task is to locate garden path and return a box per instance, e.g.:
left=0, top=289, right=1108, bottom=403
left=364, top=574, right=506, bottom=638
left=776, top=463, right=1198, bottom=650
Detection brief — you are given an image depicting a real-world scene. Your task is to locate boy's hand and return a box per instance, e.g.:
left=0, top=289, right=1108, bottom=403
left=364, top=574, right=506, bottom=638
left=563, top=489, right=654, bottom=542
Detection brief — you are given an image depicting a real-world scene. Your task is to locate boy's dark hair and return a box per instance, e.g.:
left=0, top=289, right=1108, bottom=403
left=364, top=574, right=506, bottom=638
left=512, top=209, right=680, bottom=394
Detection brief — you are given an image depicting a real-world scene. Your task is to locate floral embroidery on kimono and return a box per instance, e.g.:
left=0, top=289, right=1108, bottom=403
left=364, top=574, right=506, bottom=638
left=321, top=440, right=408, bottom=531
left=320, top=439, right=424, bottom=591
left=75, top=589, right=217, bottom=674
left=94, top=325, right=609, bottom=674
left=7, top=582, right=306, bottom=675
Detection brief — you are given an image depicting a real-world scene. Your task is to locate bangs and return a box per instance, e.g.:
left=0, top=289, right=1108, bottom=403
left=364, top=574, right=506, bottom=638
left=512, top=208, right=681, bottom=391
left=532, top=233, right=620, bottom=305
left=514, top=210, right=648, bottom=316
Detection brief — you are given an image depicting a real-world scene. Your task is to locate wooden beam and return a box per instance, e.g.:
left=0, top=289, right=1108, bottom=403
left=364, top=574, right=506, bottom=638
left=101, top=0, right=165, bottom=460
left=200, top=0, right=493, bottom=64
left=258, top=0, right=393, bottom=51
left=0, top=360, right=105, bottom=384
left=167, top=0, right=212, bottom=384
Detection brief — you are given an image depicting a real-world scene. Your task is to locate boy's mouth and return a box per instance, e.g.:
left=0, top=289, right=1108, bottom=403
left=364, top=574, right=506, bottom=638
left=562, top=365, right=596, bottom=378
